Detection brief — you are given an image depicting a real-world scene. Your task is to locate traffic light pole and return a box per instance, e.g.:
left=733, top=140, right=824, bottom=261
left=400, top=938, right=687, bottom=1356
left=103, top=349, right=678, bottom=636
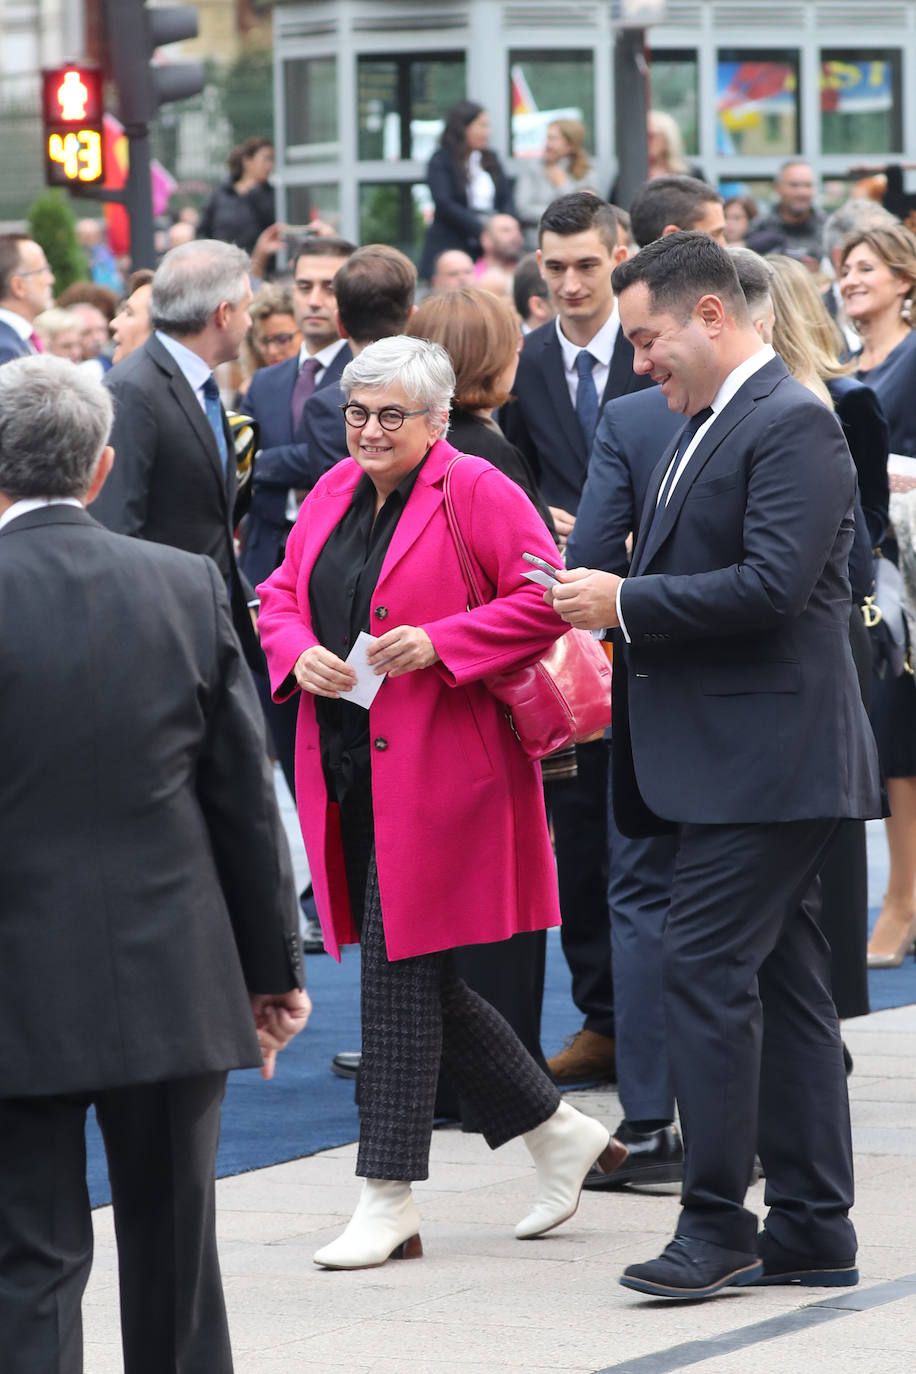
left=121, top=122, right=156, bottom=269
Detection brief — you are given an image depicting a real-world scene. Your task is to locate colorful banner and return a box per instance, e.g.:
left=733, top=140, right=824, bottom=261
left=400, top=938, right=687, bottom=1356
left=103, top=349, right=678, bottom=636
left=820, top=60, right=893, bottom=115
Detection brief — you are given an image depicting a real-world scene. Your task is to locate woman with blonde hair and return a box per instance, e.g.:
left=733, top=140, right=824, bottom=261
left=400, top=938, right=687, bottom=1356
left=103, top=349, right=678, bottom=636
left=515, top=119, right=597, bottom=248
left=236, top=282, right=301, bottom=399
left=838, top=223, right=916, bottom=967
left=766, top=249, right=890, bottom=1019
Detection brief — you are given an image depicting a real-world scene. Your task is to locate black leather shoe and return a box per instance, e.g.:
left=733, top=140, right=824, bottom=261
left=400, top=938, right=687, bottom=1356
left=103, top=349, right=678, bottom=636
left=753, top=1231, right=858, bottom=1287
left=583, top=1120, right=682, bottom=1190
left=299, top=886, right=326, bottom=954
left=620, top=1235, right=762, bottom=1299
left=331, top=1051, right=361, bottom=1079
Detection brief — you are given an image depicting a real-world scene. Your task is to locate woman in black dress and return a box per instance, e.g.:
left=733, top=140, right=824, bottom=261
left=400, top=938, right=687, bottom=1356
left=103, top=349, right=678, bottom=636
left=839, top=224, right=916, bottom=968
left=418, top=102, right=515, bottom=280
left=768, top=253, right=890, bottom=1021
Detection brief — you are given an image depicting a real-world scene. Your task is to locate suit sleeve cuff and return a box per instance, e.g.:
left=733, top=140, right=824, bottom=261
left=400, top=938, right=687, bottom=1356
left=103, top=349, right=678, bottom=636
left=616, top=579, right=631, bottom=644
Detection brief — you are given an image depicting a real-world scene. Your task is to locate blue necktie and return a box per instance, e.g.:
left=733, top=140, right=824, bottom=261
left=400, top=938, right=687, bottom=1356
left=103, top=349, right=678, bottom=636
left=655, top=405, right=714, bottom=511
left=202, top=374, right=228, bottom=472
left=575, top=349, right=599, bottom=450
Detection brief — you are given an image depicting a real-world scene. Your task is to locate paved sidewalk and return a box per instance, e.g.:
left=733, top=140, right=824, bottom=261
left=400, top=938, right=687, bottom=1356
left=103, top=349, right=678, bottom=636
left=82, top=1000, right=916, bottom=1374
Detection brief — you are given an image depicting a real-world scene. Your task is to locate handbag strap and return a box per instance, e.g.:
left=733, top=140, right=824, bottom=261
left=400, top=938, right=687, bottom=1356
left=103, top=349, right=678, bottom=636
left=443, top=456, right=487, bottom=608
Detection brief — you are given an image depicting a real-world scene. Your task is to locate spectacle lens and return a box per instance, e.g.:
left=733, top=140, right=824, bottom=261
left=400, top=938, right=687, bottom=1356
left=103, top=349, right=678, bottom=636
left=341, top=404, right=428, bottom=432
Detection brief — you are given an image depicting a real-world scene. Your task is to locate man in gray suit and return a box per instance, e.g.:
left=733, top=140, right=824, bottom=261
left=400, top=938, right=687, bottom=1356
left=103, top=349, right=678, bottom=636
left=0, top=233, right=54, bottom=362
left=0, top=355, right=310, bottom=1372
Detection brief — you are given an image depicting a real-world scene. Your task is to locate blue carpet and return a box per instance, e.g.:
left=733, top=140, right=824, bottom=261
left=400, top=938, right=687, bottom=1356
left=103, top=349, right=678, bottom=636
left=86, top=916, right=915, bottom=1208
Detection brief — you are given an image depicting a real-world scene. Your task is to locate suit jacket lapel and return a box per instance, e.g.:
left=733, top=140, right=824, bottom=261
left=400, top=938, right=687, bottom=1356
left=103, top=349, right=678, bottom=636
left=632, top=395, right=758, bottom=575
left=376, top=439, right=457, bottom=589
left=603, top=330, right=637, bottom=406
left=147, top=336, right=227, bottom=504
left=538, top=329, right=588, bottom=478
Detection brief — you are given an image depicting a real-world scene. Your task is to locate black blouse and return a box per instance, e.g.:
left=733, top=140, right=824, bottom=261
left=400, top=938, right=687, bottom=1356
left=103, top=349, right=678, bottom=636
left=308, top=458, right=426, bottom=800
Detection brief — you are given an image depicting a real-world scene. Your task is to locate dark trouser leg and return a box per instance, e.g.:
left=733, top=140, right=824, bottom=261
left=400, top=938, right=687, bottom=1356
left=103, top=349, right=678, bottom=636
left=0, top=1093, right=93, bottom=1374
left=95, top=1072, right=233, bottom=1374
left=547, top=739, right=614, bottom=1036
left=356, top=850, right=560, bottom=1181
left=607, top=753, right=678, bottom=1122
left=665, top=819, right=846, bottom=1254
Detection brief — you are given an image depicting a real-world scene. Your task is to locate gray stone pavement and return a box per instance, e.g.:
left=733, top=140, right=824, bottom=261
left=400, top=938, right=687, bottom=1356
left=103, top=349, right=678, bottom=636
left=80, top=808, right=916, bottom=1373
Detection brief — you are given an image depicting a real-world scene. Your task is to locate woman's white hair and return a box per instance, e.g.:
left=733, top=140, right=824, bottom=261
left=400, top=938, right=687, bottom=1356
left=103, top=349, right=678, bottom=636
left=340, top=336, right=454, bottom=438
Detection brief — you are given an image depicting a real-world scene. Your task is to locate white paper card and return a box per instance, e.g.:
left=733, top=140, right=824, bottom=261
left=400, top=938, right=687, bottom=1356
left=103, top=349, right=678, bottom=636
left=522, top=567, right=559, bottom=589
left=339, top=631, right=386, bottom=709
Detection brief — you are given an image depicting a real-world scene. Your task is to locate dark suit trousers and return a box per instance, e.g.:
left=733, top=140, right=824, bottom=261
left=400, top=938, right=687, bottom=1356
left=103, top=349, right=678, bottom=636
left=667, top=818, right=855, bottom=1258
left=546, top=739, right=614, bottom=1037
left=0, top=1073, right=232, bottom=1374
left=606, top=758, right=678, bottom=1122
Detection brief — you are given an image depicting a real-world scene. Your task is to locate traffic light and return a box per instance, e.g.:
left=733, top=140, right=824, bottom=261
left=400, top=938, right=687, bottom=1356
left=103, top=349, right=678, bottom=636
left=42, top=66, right=105, bottom=187
left=105, top=2, right=204, bottom=128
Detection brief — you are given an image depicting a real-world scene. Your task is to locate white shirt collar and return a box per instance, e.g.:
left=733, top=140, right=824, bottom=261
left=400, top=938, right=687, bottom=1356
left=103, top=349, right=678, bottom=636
left=297, top=336, right=347, bottom=372
left=556, top=307, right=620, bottom=374
left=0, top=496, right=82, bottom=532
left=155, top=330, right=212, bottom=396
left=710, top=345, right=776, bottom=415
left=0, top=307, right=33, bottom=341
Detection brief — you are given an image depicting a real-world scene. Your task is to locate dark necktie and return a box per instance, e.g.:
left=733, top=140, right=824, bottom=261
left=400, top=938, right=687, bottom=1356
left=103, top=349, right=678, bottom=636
left=655, top=405, right=714, bottom=511
left=201, top=375, right=228, bottom=472
left=575, top=349, right=599, bottom=450
left=291, top=356, right=321, bottom=431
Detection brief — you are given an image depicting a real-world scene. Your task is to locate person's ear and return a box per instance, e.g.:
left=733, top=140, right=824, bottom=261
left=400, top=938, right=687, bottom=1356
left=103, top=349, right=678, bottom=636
left=612, top=242, right=628, bottom=266
left=695, top=293, right=727, bottom=335
left=85, top=444, right=115, bottom=506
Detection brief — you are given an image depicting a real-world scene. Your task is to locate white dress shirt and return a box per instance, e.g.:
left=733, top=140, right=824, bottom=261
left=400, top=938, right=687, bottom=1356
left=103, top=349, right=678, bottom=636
left=0, top=307, right=35, bottom=350
left=155, top=330, right=212, bottom=412
left=0, top=496, right=82, bottom=532
left=555, top=308, right=620, bottom=412
left=297, top=335, right=348, bottom=382
left=616, top=345, right=776, bottom=641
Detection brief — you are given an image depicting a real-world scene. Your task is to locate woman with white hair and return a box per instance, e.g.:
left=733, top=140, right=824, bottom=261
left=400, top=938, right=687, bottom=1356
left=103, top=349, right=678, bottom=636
left=257, top=335, right=623, bottom=1270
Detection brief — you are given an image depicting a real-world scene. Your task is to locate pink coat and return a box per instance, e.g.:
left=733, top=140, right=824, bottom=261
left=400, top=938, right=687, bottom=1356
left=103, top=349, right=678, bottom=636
left=257, top=438, right=566, bottom=961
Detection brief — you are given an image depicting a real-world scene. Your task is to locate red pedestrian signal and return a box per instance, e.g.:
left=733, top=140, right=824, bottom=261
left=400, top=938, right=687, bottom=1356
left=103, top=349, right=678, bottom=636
left=42, top=66, right=105, bottom=187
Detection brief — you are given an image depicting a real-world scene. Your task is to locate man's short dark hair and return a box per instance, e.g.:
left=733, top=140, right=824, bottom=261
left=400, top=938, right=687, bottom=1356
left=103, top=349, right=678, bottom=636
left=727, top=246, right=772, bottom=317
left=333, top=245, right=417, bottom=344
left=293, top=235, right=357, bottom=271
left=0, top=234, right=29, bottom=300
left=629, top=176, right=723, bottom=248
left=512, top=252, right=549, bottom=318
left=612, top=230, right=749, bottom=322
left=538, top=191, right=619, bottom=255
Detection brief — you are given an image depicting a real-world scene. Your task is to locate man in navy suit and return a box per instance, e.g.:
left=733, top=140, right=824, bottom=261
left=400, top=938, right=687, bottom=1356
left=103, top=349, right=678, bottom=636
left=0, top=234, right=54, bottom=363
left=552, top=232, right=881, bottom=1299
left=569, top=177, right=728, bottom=1189
left=500, top=192, right=653, bottom=1087
left=241, top=235, right=355, bottom=591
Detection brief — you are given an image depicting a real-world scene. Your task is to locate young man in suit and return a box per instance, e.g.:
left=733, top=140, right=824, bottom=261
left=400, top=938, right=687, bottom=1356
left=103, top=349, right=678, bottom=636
left=240, top=235, right=356, bottom=588
left=91, top=238, right=260, bottom=669
left=501, top=191, right=652, bottom=1087
left=552, top=232, right=881, bottom=1299
left=568, top=177, right=727, bottom=1190
left=0, top=355, right=309, bottom=1372
left=0, top=233, right=54, bottom=363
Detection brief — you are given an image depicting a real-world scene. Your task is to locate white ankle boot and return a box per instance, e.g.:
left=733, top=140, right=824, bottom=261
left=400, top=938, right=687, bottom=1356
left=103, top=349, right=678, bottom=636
left=515, top=1101, right=626, bottom=1239
left=313, top=1179, right=423, bottom=1270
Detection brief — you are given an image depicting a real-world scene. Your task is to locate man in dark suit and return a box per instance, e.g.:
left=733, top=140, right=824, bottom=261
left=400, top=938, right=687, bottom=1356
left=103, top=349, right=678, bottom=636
left=500, top=191, right=652, bottom=1086
left=569, top=177, right=728, bottom=1189
left=240, top=235, right=355, bottom=590
left=552, top=232, right=881, bottom=1299
left=0, top=233, right=55, bottom=362
left=90, top=238, right=261, bottom=669
left=0, top=354, right=309, bottom=1372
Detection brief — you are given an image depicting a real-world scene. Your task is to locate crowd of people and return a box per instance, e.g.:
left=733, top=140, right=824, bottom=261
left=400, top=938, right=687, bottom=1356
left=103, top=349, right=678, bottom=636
left=2, top=106, right=916, bottom=1365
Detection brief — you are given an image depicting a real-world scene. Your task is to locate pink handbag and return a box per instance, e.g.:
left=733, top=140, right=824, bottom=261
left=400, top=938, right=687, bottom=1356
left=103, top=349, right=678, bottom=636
left=443, top=458, right=613, bottom=760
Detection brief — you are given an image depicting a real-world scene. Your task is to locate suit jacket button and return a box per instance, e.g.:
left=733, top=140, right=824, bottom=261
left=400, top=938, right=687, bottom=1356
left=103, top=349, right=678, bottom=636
left=374, top=605, right=388, bottom=620
left=373, top=737, right=388, bottom=751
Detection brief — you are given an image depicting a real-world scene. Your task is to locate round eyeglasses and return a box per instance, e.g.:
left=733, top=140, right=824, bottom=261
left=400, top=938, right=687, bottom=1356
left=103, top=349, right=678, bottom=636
left=340, top=403, right=428, bottom=432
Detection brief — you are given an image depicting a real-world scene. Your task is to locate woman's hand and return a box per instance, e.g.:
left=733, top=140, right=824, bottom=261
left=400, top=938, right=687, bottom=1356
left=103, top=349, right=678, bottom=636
left=293, top=646, right=357, bottom=697
left=366, top=626, right=439, bottom=678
